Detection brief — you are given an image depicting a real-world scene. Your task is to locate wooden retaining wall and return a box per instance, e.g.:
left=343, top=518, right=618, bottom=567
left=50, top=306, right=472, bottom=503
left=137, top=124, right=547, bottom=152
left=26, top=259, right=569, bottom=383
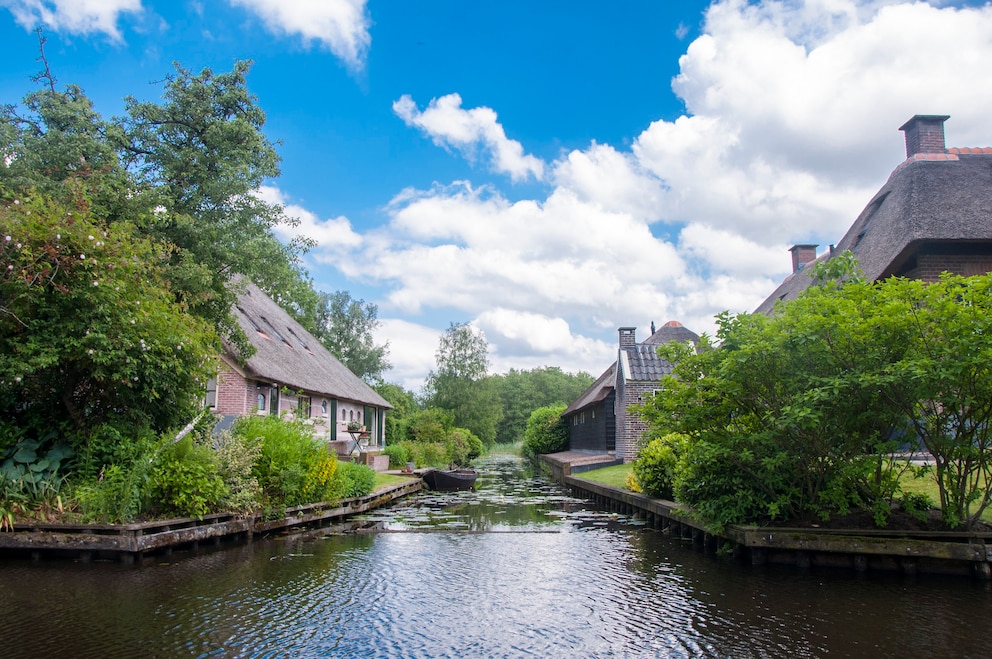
left=0, top=479, right=422, bottom=564
left=561, top=474, right=992, bottom=580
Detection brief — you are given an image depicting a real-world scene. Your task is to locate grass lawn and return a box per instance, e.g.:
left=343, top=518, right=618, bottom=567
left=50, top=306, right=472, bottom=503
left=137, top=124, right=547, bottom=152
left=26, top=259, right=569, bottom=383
left=373, top=472, right=416, bottom=492
left=575, top=463, right=632, bottom=490
left=898, top=465, right=992, bottom=523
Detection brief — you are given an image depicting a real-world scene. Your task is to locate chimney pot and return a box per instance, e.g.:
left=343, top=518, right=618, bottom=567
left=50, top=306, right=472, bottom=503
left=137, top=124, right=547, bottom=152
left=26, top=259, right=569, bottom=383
left=899, top=114, right=950, bottom=158
left=619, top=327, right=636, bottom=348
left=790, top=244, right=818, bottom=273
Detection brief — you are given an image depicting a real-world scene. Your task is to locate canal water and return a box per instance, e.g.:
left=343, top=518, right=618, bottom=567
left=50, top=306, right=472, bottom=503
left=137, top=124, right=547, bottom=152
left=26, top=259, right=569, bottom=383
left=1, top=453, right=991, bottom=658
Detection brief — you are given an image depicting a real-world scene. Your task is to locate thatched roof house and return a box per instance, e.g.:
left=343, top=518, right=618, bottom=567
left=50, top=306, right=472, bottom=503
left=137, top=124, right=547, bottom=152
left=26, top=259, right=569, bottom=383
left=211, top=278, right=391, bottom=448
left=756, top=115, right=992, bottom=313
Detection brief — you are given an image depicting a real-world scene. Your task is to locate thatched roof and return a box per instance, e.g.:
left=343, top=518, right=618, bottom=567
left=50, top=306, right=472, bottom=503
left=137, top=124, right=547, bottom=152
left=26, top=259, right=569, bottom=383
left=563, top=363, right=615, bottom=416
left=224, top=278, right=391, bottom=409
left=755, top=148, right=992, bottom=314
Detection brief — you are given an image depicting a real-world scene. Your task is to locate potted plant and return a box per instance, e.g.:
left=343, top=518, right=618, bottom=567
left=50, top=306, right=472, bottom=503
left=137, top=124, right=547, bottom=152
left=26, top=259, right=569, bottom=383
left=347, top=420, right=363, bottom=432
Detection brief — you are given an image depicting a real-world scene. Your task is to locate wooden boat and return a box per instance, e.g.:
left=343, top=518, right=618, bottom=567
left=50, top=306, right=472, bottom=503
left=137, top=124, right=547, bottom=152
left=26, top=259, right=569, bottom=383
left=421, top=468, right=478, bottom=491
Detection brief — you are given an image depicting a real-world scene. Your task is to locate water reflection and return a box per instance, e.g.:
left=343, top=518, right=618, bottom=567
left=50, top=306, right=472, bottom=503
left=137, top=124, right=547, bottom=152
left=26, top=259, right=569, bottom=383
left=355, top=453, right=633, bottom=533
left=0, top=453, right=990, bottom=658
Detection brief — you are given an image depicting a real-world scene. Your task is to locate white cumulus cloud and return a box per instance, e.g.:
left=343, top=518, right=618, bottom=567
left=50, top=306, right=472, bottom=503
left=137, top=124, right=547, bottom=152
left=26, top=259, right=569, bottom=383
left=229, top=0, right=371, bottom=70
left=394, top=93, right=546, bottom=182
left=1, top=0, right=142, bottom=40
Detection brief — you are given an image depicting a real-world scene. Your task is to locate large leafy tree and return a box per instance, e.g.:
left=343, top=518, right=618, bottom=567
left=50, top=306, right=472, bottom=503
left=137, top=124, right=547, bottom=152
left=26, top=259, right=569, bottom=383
left=0, top=191, right=218, bottom=444
left=112, top=60, right=317, bottom=336
left=2, top=59, right=318, bottom=357
left=492, top=367, right=593, bottom=445
left=424, top=322, right=502, bottom=447
left=641, top=254, right=992, bottom=530
left=312, top=291, right=390, bottom=383
left=640, top=255, right=912, bottom=528
left=876, top=274, right=992, bottom=528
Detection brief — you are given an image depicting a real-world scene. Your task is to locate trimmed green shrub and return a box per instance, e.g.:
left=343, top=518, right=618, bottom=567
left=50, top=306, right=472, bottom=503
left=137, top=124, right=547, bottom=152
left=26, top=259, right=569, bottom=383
left=631, top=433, right=689, bottom=499
left=522, top=404, right=568, bottom=458
left=337, top=461, right=376, bottom=498
left=382, top=444, right=409, bottom=468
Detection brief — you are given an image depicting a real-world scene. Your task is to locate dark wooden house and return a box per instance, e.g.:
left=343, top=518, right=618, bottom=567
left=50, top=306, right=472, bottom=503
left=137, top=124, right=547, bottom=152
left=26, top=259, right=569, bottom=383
left=564, top=321, right=700, bottom=463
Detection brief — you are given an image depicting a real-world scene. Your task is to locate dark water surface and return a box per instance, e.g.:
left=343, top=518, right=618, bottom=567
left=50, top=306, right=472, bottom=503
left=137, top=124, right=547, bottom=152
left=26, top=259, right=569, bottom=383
left=1, top=454, right=991, bottom=658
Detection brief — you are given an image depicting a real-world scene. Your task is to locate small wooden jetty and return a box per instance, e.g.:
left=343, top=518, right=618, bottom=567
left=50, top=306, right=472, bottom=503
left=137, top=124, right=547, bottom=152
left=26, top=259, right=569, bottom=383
left=0, top=478, right=421, bottom=564
left=542, top=452, right=992, bottom=580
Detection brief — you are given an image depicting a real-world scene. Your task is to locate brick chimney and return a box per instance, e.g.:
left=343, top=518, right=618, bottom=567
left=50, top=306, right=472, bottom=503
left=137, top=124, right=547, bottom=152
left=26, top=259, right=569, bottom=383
left=790, top=244, right=818, bottom=273
left=899, top=115, right=950, bottom=157
left=618, top=327, right=636, bottom=348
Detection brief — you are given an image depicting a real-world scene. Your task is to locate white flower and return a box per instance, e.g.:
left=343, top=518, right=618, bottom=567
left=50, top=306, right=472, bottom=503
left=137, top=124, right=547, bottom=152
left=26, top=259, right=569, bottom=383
left=92, top=281, right=99, bottom=286
left=4, top=235, right=9, bottom=241
left=88, top=235, right=94, bottom=240
left=80, top=254, right=85, bottom=259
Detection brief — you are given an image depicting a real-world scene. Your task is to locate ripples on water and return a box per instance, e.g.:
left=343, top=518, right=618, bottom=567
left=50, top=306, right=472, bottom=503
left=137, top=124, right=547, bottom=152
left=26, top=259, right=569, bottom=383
left=1, top=454, right=992, bottom=658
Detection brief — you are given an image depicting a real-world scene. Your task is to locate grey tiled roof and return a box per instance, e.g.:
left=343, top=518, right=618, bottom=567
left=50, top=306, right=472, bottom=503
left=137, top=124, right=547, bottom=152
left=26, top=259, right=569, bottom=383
left=621, top=344, right=676, bottom=382
left=756, top=149, right=992, bottom=314
left=223, top=278, right=391, bottom=409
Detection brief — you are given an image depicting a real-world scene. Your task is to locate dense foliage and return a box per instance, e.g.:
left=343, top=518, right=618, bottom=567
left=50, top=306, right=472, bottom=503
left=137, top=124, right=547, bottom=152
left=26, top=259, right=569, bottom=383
left=521, top=404, right=569, bottom=459
left=424, top=322, right=503, bottom=446
left=0, top=192, right=219, bottom=444
left=311, top=291, right=390, bottom=383
left=630, top=433, right=688, bottom=500
left=492, top=367, right=593, bottom=445
left=637, top=255, right=992, bottom=530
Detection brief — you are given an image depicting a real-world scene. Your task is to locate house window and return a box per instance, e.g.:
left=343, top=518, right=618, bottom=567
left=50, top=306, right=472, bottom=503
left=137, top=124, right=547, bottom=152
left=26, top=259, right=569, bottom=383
left=349, top=410, right=354, bottom=421
left=298, top=396, right=312, bottom=418
left=257, top=393, right=266, bottom=411
left=591, top=409, right=596, bottom=419
left=321, top=400, right=328, bottom=415
left=341, top=409, right=347, bottom=421
left=269, top=387, right=279, bottom=415
left=205, top=378, right=217, bottom=408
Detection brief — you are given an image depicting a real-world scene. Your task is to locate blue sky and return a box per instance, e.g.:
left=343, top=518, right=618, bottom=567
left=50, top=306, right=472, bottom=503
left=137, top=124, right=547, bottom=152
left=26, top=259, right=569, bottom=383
left=3, top=1, right=992, bottom=391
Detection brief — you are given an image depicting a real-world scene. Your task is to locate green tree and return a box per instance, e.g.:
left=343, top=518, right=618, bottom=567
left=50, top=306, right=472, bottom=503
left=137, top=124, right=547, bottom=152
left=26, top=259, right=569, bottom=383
left=0, top=191, right=219, bottom=443
left=312, top=291, right=390, bottom=382
left=112, top=60, right=317, bottom=340
left=374, top=382, right=419, bottom=445
left=2, top=59, right=319, bottom=355
left=492, top=367, right=593, bottom=445
left=424, top=322, right=503, bottom=447
left=876, top=274, right=992, bottom=528
left=639, top=255, right=912, bottom=528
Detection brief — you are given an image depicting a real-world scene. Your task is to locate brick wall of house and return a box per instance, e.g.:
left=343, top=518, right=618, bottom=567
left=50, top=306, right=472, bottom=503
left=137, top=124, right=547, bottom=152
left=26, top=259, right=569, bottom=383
left=215, top=362, right=254, bottom=415
left=902, top=252, right=992, bottom=281
left=615, top=380, right=659, bottom=463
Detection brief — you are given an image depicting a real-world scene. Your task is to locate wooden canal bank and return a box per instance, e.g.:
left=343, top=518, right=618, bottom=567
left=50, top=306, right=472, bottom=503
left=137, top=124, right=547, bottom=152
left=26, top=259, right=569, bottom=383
left=541, top=452, right=992, bottom=580
left=0, top=478, right=422, bottom=565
